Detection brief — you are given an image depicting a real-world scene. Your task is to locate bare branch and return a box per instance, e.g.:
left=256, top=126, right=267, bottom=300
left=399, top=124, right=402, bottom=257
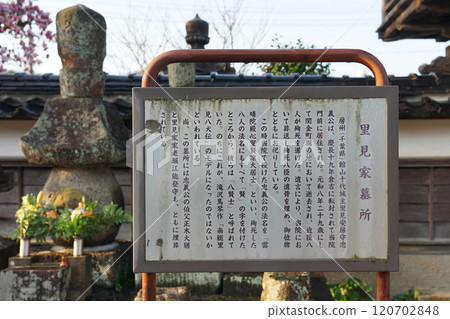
left=107, top=0, right=273, bottom=74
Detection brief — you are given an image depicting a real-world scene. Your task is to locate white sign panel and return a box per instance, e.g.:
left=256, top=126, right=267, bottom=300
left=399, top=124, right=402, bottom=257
left=144, top=97, right=388, bottom=262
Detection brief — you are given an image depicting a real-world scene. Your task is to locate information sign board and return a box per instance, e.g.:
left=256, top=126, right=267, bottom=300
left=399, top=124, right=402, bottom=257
left=132, top=87, right=398, bottom=272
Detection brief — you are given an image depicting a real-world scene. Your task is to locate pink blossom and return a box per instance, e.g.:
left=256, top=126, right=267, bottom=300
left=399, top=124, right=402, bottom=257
left=0, top=0, right=55, bottom=72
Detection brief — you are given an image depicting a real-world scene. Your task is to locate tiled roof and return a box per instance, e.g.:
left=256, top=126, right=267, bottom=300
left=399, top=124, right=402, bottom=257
left=1, top=73, right=450, bottom=121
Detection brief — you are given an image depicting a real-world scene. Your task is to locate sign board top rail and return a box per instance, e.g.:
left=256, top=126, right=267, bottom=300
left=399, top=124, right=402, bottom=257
left=142, top=49, right=389, bottom=87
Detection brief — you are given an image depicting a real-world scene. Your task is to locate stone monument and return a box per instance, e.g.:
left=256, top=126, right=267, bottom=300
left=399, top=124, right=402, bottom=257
left=20, top=5, right=129, bottom=244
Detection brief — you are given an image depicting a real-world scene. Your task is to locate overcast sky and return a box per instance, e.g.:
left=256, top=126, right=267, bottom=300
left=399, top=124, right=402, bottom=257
left=30, top=0, right=450, bottom=77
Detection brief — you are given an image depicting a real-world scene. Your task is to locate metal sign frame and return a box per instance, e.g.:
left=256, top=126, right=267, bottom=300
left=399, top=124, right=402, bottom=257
left=132, top=86, right=399, bottom=273
left=134, top=48, right=397, bottom=301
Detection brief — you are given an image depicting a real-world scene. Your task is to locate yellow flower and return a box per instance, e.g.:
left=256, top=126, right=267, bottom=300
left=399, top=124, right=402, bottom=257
left=36, top=191, right=43, bottom=208
left=15, top=208, right=25, bottom=220
left=46, top=209, right=59, bottom=219
left=20, top=195, right=28, bottom=206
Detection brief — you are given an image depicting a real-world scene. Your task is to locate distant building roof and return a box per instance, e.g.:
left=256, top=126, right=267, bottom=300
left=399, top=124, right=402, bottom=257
left=1, top=72, right=450, bottom=124
left=377, top=0, right=450, bottom=42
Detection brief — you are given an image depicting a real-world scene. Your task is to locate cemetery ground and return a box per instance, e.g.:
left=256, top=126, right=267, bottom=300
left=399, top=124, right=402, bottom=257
left=0, top=222, right=424, bottom=302
left=1, top=219, right=339, bottom=301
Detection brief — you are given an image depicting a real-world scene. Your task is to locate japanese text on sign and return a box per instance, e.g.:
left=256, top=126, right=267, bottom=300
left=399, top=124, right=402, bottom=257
left=144, top=98, right=388, bottom=262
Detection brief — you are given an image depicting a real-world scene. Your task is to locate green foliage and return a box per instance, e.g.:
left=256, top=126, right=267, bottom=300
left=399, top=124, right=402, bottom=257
left=392, top=288, right=421, bottom=301
left=12, top=192, right=56, bottom=243
left=51, top=197, right=132, bottom=240
left=13, top=192, right=132, bottom=242
left=114, top=282, right=123, bottom=293
left=97, top=202, right=133, bottom=228
left=329, top=278, right=421, bottom=302
left=328, top=278, right=374, bottom=301
left=259, top=34, right=331, bottom=76
left=51, top=199, right=100, bottom=239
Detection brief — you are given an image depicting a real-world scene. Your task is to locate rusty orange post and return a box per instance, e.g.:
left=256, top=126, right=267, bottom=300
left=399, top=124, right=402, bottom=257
left=377, top=272, right=390, bottom=301
left=140, top=48, right=391, bottom=301
left=141, top=272, right=156, bottom=301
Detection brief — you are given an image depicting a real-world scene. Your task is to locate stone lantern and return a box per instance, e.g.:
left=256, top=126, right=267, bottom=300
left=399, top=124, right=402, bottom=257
left=19, top=5, right=129, bottom=243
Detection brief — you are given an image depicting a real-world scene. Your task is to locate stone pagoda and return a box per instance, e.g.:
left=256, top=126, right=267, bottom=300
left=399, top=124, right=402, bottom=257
left=20, top=5, right=129, bottom=215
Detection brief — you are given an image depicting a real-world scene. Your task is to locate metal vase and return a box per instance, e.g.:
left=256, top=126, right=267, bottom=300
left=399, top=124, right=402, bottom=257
left=19, top=238, right=30, bottom=257
left=73, top=237, right=83, bottom=257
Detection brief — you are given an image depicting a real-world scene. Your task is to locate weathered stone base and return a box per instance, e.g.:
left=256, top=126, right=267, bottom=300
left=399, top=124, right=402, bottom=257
left=223, top=272, right=263, bottom=298
left=8, top=255, right=39, bottom=268
left=68, top=255, right=92, bottom=300
left=155, top=272, right=223, bottom=295
left=33, top=240, right=134, bottom=290
left=6, top=255, right=91, bottom=300
left=0, top=265, right=71, bottom=300
left=134, top=286, right=190, bottom=301
left=42, top=240, right=134, bottom=289
left=261, top=272, right=311, bottom=301
left=89, top=240, right=133, bottom=289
